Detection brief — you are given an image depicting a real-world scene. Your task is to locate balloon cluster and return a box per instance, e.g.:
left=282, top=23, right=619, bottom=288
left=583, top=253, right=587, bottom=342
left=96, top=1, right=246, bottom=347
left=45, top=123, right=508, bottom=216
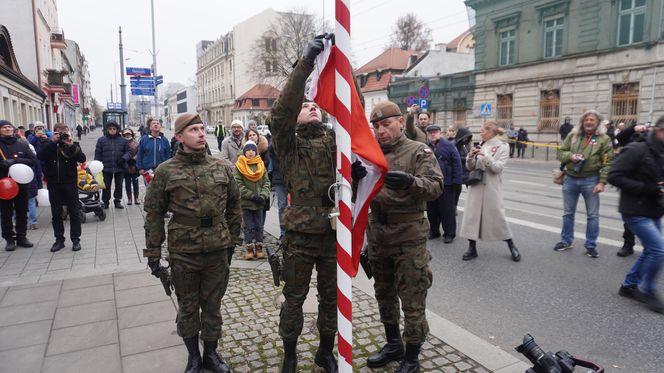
left=0, top=164, right=35, bottom=200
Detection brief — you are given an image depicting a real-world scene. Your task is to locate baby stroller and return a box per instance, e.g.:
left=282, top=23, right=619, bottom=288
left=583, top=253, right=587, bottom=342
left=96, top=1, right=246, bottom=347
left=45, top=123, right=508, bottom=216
left=64, top=165, right=106, bottom=223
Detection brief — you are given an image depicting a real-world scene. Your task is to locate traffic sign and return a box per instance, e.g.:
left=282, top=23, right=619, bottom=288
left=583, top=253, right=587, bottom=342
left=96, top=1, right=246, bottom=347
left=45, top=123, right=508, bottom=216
left=419, top=86, right=429, bottom=99
left=126, top=67, right=152, bottom=76
left=131, top=89, right=155, bottom=96
left=130, top=80, right=154, bottom=88
left=480, top=103, right=492, bottom=117
left=406, top=96, right=416, bottom=107
left=107, top=102, right=122, bottom=110
left=420, top=99, right=428, bottom=109
left=155, top=75, right=163, bottom=86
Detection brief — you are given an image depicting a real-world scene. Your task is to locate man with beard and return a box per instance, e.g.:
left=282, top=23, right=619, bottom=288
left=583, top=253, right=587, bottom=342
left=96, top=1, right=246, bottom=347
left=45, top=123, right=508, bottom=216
left=220, top=120, right=244, bottom=165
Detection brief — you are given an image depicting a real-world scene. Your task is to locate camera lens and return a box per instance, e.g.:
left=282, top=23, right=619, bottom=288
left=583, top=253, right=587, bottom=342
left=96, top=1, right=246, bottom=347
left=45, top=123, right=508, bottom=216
left=515, top=334, right=546, bottom=365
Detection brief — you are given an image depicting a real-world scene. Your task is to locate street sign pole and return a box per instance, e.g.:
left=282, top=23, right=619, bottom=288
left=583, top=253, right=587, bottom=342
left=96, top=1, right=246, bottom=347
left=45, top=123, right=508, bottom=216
left=119, top=26, right=128, bottom=126
left=150, top=0, right=159, bottom=118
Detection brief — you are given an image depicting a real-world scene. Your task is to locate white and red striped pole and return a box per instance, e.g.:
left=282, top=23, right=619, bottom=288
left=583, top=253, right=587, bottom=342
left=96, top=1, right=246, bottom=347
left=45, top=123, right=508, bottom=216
left=334, top=0, right=353, bottom=371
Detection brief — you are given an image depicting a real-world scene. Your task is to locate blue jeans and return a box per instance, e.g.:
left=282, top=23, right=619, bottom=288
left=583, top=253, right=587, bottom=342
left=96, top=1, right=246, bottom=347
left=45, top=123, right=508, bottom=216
left=274, top=183, right=288, bottom=238
left=622, top=216, right=664, bottom=295
left=28, top=197, right=37, bottom=225
left=561, top=175, right=600, bottom=248
left=242, top=209, right=265, bottom=244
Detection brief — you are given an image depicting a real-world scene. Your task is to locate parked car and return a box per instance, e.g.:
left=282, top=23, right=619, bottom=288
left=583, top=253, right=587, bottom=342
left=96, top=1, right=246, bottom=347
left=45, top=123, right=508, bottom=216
left=257, top=125, right=271, bottom=137
left=205, top=124, right=215, bottom=134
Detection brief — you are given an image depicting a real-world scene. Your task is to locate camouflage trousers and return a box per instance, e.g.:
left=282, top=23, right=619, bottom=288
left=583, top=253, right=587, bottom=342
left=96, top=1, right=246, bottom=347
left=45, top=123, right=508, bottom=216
left=170, top=250, right=229, bottom=340
left=367, top=243, right=433, bottom=345
left=279, top=231, right=337, bottom=342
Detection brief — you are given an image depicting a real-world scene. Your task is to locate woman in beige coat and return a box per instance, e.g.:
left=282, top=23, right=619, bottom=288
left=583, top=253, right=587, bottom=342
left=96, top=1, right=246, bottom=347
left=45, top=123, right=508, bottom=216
left=459, top=121, right=521, bottom=262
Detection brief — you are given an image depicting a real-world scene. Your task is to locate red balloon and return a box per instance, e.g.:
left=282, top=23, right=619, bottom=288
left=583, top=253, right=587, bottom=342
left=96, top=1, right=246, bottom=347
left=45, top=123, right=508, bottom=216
left=0, top=177, right=19, bottom=200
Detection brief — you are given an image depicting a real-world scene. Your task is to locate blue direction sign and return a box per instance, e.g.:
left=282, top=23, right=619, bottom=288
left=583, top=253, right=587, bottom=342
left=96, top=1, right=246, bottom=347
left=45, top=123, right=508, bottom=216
left=155, top=75, right=163, bottom=86
left=131, top=80, right=154, bottom=88
left=419, top=86, right=429, bottom=99
left=126, top=67, right=152, bottom=76
left=406, top=96, right=416, bottom=107
left=131, top=89, right=155, bottom=96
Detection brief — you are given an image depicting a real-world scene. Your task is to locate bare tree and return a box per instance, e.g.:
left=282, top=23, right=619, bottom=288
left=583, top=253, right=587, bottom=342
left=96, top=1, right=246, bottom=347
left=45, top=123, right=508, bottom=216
left=389, top=13, right=432, bottom=51
left=250, top=9, right=330, bottom=89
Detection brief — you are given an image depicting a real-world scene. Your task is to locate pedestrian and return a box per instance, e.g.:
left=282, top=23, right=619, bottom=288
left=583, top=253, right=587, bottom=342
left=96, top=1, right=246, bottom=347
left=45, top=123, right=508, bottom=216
left=220, top=120, right=244, bottom=165
left=559, top=116, right=573, bottom=142
left=234, top=140, right=270, bottom=260
left=136, top=118, right=170, bottom=186
left=608, top=115, right=664, bottom=314
left=358, top=100, right=442, bottom=372
left=554, top=110, right=614, bottom=258
left=425, top=124, right=462, bottom=243
left=16, top=128, right=42, bottom=230
left=404, top=103, right=427, bottom=144
left=94, top=121, right=130, bottom=209
left=516, top=127, right=529, bottom=158
left=271, top=35, right=338, bottom=373
left=460, top=121, right=521, bottom=262
left=242, top=128, right=269, bottom=170
left=453, top=126, right=473, bottom=203
left=122, top=128, right=140, bottom=205
left=246, top=119, right=258, bottom=133
left=37, top=123, right=85, bottom=252
left=215, top=121, right=226, bottom=151
left=144, top=113, right=242, bottom=373
left=268, top=141, right=287, bottom=239
left=506, top=124, right=518, bottom=158
left=0, top=120, right=35, bottom=251
left=76, top=123, right=83, bottom=141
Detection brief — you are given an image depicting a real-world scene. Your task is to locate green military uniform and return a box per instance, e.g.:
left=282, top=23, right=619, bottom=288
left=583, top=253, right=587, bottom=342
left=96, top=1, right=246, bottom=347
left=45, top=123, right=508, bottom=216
left=404, top=111, right=427, bottom=144
left=367, top=133, right=443, bottom=345
left=271, top=60, right=337, bottom=342
left=143, top=145, right=242, bottom=341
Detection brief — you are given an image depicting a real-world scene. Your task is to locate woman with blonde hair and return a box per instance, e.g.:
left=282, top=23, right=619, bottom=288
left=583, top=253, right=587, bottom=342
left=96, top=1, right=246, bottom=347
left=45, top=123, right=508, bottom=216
left=459, top=121, right=521, bottom=262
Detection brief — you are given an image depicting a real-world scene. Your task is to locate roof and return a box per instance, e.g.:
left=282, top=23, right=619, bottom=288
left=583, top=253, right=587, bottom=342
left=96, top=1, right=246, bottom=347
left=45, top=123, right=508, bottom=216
left=356, top=48, right=424, bottom=74
left=360, top=72, right=393, bottom=93
left=446, top=29, right=472, bottom=51
left=236, top=84, right=280, bottom=100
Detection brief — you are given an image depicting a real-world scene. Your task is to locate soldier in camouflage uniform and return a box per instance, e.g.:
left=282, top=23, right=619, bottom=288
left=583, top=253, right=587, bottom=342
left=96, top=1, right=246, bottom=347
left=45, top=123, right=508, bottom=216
left=270, top=35, right=338, bottom=373
left=356, top=101, right=443, bottom=373
left=143, top=113, right=241, bottom=373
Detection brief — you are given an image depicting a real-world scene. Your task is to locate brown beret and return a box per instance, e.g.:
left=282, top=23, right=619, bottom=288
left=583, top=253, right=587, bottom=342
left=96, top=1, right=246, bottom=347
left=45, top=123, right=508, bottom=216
left=174, top=113, right=203, bottom=134
left=369, top=101, right=402, bottom=123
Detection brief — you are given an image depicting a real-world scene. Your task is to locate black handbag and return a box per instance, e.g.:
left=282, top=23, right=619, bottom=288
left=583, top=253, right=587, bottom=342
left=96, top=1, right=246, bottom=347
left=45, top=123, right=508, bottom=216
left=465, top=169, right=484, bottom=186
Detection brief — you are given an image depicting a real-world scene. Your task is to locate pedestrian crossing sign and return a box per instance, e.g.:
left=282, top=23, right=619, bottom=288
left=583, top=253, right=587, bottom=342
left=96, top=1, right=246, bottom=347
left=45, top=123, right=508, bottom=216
left=480, top=103, right=492, bottom=117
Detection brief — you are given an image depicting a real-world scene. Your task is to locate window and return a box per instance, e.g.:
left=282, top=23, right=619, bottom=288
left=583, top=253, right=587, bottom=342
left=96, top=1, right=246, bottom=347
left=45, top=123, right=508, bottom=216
left=618, top=0, right=646, bottom=46
left=543, top=17, right=564, bottom=58
left=498, top=29, right=516, bottom=66
left=538, top=90, right=560, bottom=131
left=272, top=61, right=278, bottom=73
left=251, top=99, right=260, bottom=107
left=496, top=94, right=513, bottom=128
left=265, top=60, right=271, bottom=73
left=453, top=99, right=466, bottom=126
left=611, top=83, right=639, bottom=126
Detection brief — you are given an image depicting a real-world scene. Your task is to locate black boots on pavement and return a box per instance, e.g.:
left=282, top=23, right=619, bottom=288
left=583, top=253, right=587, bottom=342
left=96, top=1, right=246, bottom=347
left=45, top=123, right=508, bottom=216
left=617, top=244, right=634, bottom=257
left=314, top=334, right=338, bottom=373
left=183, top=336, right=202, bottom=373
left=202, top=340, right=230, bottom=373
left=506, top=239, right=521, bottom=262
left=462, top=239, right=521, bottom=262
left=4, top=240, right=15, bottom=251
left=281, top=340, right=297, bottom=373
left=367, top=323, right=405, bottom=368
left=50, top=241, right=65, bottom=252
left=395, top=343, right=422, bottom=373
left=5, top=237, right=34, bottom=251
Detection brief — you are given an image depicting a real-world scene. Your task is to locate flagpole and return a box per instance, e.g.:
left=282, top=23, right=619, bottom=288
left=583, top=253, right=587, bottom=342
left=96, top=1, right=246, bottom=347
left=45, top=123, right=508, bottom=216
left=334, top=0, right=353, bottom=371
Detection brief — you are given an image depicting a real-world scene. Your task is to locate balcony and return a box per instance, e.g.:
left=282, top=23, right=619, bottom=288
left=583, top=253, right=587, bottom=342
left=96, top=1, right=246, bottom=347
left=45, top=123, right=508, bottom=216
left=50, top=29, right=67, bottom=49
left=46, top=69, right=64, bottom=87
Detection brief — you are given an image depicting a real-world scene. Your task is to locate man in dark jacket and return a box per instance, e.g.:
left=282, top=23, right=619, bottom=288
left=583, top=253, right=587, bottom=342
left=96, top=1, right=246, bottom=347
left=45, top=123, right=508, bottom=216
left=425, top=124, right=462, bottom=243
left=136, top=118, right=170, bottom=182
left=559, top=116, right=573, bottom=142
left=0, top=120, right=36, bottom=251
left=607, top=116, right=664, bottom=314
left=37, top=123, right=86, bottom=252
left=94, top=121, right=130, bottom=209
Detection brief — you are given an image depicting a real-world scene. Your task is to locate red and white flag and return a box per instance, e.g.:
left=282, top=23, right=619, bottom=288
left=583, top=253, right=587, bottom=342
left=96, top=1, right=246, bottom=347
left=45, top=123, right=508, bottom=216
left=307, top=40, right=388, bottom=277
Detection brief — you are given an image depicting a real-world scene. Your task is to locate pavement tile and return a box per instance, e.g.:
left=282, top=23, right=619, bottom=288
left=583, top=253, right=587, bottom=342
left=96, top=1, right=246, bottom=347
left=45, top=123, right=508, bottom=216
left=0, top=320, right=51, bottom=351
left=0, top=286, right=6, bottom=302
left=0, top=343, right=46, bottom=373
left=114, top=271, right=160, bottom=291
left=53, top=300, right=116, bottom=329
left=0, top=300, right=56, bottom=327
left=117, top=300, right=174, bottom=329
left=47, top=260, right=72, bottom=271
left=42, top=343, right=121, bottom=373
left=0, top=284, right=60, bottom=306
left=46, top=319, right=118, bottom=356
left=122, top=344, right=187, bottom=373
left=119, top=320, right=181, bottom=356
left=61, top=276, right=111, bottom=294
left=116, top=284, right=168, bottom=308
left=58, top=284, right=114, bottom=308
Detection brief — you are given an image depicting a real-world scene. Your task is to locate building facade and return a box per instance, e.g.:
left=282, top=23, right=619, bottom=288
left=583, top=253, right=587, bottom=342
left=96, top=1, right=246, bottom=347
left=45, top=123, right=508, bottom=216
left=232, top=84, right=279, bottom=125
left=163, top=86, right=197, bottom=130
left=466, top=0, right=664, bottom=141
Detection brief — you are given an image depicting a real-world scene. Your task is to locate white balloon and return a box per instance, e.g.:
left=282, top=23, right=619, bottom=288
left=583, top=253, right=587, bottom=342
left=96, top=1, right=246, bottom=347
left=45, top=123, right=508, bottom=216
left=36, top=188, right=50, bottom=206
left=88, top=160, right=104, bottom=175
left=8, top=164, right=34, bottom=184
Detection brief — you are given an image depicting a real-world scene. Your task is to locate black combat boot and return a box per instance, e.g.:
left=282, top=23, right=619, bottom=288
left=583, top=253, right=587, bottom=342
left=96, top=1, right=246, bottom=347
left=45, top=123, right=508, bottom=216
left=505, top=239, right=521, bottom=262
left=617, top=244, right=634, bottom=257
left=201, top=340, right=230, bottom=373
left=314, top=334, right=338, bottom=373
left=114, top=200, right=124, bottom=209
left=366, top=323, right=404, bottom=368
left=395, top=343, right=421, bottom=373
left=183, top=336, right=202, bottom=373
left=4, top=239, right=15, bottom=252
left=281, top=339, right=297, bottom=373
left=16, top=236, right=33, bottom=248
left=462, top=240, right=478, bottom=261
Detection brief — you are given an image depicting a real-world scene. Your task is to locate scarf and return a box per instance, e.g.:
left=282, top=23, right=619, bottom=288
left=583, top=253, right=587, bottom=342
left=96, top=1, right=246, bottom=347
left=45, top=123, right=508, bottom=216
left=235, top=155, right=265, bottom=182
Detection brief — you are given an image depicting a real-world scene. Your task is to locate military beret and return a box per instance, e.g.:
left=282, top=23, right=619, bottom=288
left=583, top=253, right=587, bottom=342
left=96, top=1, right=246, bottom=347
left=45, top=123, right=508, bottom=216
left=174, top=113, right=203, bottom=134
left=369, top=101, right=402, bottom=123
left=425, top=124, right=442, bottom=132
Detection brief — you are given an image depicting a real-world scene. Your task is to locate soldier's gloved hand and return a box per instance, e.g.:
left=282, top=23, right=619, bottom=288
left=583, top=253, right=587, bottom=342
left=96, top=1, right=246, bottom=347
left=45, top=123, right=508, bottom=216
left=302, top=35, right=326, bottom=67
left=252, top=195, right=265, bottom=205
left=384, top=171, right=415, bottom=190
left=351, top=160, right=367, bottom=183
left=147, top=258, right=161, bottom=278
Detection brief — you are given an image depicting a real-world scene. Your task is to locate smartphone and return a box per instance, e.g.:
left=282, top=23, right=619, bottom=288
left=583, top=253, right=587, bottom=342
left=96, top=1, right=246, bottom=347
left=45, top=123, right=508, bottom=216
left=473, top=141, right=481, bottom=148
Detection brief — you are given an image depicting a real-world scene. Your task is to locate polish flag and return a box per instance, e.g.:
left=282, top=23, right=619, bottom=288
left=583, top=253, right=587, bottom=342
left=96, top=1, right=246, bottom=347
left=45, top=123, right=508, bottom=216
left=307, top=40, right=388, bottom=277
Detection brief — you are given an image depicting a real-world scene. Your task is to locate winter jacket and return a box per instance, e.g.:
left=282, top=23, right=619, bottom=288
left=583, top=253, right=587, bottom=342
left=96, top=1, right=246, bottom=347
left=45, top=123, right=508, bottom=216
left=454, top=127, right=473, bottom=182
left=220, top=135, right=242, bottom=165
left=233, top=163, right=271, bottom=210
left=26, top=145, right=43, bottom=198
left=37, top=140, right=86, bottom=184
left=429, top=139, right=463, bottom=185
left=136, top=134, right=170, bottom=171
left=608, top=133, right=664, bottom=219
left=0, top=136, right=36, bottom=190
left=558, top=131, right=614, bottom=183
left=267, top=142, right=283, bottom=185
left=94, top=134, right=130, bottom=173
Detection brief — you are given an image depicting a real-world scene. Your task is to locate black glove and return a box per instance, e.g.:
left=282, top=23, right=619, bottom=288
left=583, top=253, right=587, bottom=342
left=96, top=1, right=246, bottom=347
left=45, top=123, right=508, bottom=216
left=302, top=34, right=326, bottom=66
left=351, top=160, right=367, bottom=184
left=147, top=258, right=161, bottom=278
left=252, top=195, right=265, bottom=205
left=384, top=171, right=415, bottom=190
left=452, top=184, right=462, bottom=195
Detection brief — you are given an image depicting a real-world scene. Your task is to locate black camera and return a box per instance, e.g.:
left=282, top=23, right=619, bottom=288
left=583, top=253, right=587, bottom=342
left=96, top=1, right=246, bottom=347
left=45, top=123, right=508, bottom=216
left=266, top=247, right=282, bottom=287
left=572, top=155, right=585, bottom=174
left=516, top=334, right=603, bottom=373
left=57, top=132, right=70, bottom=143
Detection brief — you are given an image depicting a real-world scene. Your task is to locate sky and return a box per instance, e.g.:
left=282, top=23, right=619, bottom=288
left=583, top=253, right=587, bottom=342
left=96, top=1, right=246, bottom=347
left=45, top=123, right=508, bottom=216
left=58, top=0, right=471, bottom=105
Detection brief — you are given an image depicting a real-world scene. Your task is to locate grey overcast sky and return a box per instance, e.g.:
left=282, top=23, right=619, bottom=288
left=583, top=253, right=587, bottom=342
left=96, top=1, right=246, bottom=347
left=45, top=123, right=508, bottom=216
left=58, top=0, right=471, bottom=104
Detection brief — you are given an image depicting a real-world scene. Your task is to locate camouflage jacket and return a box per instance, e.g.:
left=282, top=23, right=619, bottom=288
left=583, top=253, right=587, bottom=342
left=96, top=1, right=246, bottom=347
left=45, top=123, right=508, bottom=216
left=143, top=147, right=242, bottom=257
left=404, top=112, right=427, bottom=144
left=271, top=60, right=336, bottom=235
